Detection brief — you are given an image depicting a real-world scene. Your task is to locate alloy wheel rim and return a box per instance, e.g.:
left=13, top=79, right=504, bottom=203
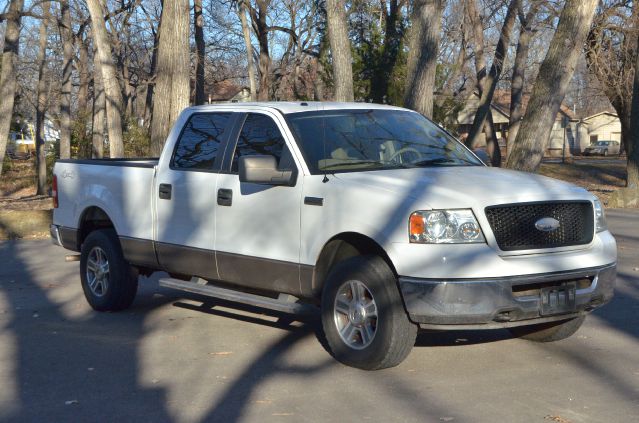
left=86, top=246, right=110, bottom=297
left=333, top=280, right=378, bottom=350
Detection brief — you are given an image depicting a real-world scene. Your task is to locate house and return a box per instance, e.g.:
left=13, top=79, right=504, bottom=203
left=208, top=80, right=252, bottom=103
left=454, top=91, right=580, bottom=157
left=578, top=112, right=622, bottom=151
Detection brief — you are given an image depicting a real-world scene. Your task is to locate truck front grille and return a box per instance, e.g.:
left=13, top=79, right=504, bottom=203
left=485, top=201, right=594, bottom=251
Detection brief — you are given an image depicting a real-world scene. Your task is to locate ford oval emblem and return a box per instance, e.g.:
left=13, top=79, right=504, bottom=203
left=535, top=217, right=560, bottom=232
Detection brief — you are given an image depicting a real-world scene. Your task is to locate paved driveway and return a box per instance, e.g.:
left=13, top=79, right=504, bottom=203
left=0, top=210, right=638, bottom=423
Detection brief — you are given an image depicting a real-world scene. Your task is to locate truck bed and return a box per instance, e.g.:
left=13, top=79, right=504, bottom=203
left=53, top=158, right=159, bottom=243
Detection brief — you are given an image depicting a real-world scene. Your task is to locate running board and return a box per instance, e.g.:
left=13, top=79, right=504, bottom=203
left=158, top=277, right=318, bottom=316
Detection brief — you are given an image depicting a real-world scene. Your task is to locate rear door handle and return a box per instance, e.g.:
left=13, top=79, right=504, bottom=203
left=217, top=188, right=232, bottom=206
left=159, top=183, right=172, bottom=200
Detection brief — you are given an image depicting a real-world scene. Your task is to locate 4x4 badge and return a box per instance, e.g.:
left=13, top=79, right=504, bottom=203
left=535, top=217, right=560, bottom=232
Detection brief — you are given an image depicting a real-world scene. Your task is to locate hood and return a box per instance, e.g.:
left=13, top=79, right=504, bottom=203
left=333, top=166, right=592, bottom=210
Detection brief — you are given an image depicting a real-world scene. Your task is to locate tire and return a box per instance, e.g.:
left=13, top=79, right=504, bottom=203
left=508, top=316, right=585, bottom=342
left=80, top=229, right=138, bottom=311
left=603, top=149, right=608, bottom=157
left=320, top=255, right=417, bottom=370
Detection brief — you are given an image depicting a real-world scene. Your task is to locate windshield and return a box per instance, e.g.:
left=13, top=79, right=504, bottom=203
left=286, top=109, right=482, bottom=173
left=595, top=141, right=610, bottom=146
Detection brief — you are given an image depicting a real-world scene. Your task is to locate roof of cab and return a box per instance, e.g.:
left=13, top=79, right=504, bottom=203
left=186, top=101, right=410, bottom=115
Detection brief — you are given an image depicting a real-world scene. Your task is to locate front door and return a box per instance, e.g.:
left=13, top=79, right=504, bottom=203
left=155, top=112, right=237, bottom=280
left=215, top=112, right=303, bottom=295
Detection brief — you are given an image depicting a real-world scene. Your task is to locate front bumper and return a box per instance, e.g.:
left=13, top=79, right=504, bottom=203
left=399, top=263, right=616, bottom=329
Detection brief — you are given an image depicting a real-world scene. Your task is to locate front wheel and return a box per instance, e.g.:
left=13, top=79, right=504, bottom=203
left=508, top=316, right=585, bottom=342
left=80, top=229, right=138, bottom=311
left=320, top=256, right=417, bottom=370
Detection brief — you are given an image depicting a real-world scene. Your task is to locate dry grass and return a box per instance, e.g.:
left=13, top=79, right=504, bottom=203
left=1, top=158, right=53, bottom=211
left=539, top=158, right=626, bottom=206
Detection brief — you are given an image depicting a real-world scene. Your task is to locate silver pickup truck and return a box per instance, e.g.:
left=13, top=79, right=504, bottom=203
left=51, top=102, right=617, bottom=370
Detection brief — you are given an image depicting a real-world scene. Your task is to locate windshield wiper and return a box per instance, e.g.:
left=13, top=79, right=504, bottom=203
left=320, top=160, right=387, bottom=170
left=411, top=158, right=459, bottom=166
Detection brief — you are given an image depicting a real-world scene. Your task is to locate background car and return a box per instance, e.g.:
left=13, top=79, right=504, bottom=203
left=583, top=140, right=620, bottom=156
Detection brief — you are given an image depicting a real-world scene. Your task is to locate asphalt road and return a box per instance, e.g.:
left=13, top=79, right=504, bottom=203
left=0, top=210, right=638, bottom=423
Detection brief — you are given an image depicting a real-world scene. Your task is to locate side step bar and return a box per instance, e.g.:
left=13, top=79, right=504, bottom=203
left=159, top=277, right=318, bottom=316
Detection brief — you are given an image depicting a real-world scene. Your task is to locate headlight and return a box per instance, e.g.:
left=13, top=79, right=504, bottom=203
left=593, top=199, right=607, bottom=232
left=409, top=210, right=485, bottom=243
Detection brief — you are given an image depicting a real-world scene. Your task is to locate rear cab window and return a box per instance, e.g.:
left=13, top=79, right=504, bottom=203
left=171, top=113, right=232, bottom=171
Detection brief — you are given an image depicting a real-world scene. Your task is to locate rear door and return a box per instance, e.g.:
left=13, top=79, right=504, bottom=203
left=155, top=112, right=238, bottom=280
left=215, top=111, right=304, bottom=295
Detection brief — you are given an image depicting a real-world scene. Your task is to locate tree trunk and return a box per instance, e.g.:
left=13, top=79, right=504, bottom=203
left=92, top=46, right=105, bottom=159
left=465, top=0, right=519, bottom=160
left=627, top=31, right=639, bottom=189
left=239, top=0, right=257, bottom=101
left=326, top=0, right=354, bottom=101
left=59, top=0, right=73, bottom=159
left=150, top=0, right=190, bottom=156
left=507, top=0, right=599, bottom=172
left=86, top=0, right=125, bottom=158
left=255, top=0, right=271, bottom=101
left=194, top=0, right=206, bottom=105
left=507, top=2, right=540, bottom=156
left=371, top=0, right=403, bottom=103
left=404, top=0, right=444, bottom=119
left=77, top=34, right=91, bottom=119
left=35, top=2, right=51, bottom=195
left=144, top=26, right=160, bottom=127
left=0, top=0, right=24, bottom=176
left=465, top=0, right=498, bottom=158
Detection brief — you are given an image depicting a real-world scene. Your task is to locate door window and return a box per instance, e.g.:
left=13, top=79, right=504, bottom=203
left=231, top=113, right=295, bottom=173
left=172, top=113, right=231, bottom=170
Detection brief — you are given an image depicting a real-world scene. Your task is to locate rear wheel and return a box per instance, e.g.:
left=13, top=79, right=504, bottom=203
left=508, top=316, right=585, bottom=342
left=320, top=256, right=417, bottom=370
left=80, top=229, right=138, bottom=311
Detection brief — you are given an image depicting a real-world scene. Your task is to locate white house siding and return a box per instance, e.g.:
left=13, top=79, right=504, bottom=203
left=582, top=113, right=622, bottom=147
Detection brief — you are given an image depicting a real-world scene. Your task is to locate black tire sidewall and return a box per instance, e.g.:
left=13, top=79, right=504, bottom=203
left=320, top=256, right=415, bottom=369
left=80, top=229, right=137, bottom=311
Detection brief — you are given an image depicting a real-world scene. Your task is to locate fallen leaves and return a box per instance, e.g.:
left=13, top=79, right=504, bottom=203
left=544, top=415, right=572, bottom=423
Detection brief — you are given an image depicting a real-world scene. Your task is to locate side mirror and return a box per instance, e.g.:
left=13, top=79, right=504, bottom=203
left=239, top=155, right=296, bottom=186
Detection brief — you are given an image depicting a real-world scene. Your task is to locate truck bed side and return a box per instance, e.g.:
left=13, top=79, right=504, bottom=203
left=53, top=159, right=158, bottom=249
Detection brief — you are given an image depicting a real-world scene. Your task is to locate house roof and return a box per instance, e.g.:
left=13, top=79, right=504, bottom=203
left=209, top=80, right=249, bottom=101
left=491, top=90, right=578, bottom=121
left=582, top=111, right=619, bottom=121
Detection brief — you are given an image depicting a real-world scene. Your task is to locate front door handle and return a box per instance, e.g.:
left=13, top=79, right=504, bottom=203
left=159, top=183, right=172, bottom=200
left=217, top=188, right=232, bottom=206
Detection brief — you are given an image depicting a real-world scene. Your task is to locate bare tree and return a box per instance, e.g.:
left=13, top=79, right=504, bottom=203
left=238, top=0, right=257, bottom=100
left=586, top=3, right=638, bottom=158
left=507, top=0, right=542, bottom=155
left=464, top=0, right=499, bottom=162
left=194, top=0, right=206, bottom=105
left=86, top=0, right=125, bottom=157
left=371, top=0, right=406, bottom=103
left=0, top=0, right=24, bottom=176
left=326, top=0, right=354, bottom=101
left=58, top=0, right=73, bottom=159
left=150, top=0, right=191, bottom=156
left=465, top=0, right=519, bottom=166
left=628, top=32, right=639, bottom=191
left=35, top=2, right=52, bottom=195
left=92, top=46, right=105, bottom=159
left=404, top=0, right=444, bottom=119
left=507, top=0, right=599, bottom=172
